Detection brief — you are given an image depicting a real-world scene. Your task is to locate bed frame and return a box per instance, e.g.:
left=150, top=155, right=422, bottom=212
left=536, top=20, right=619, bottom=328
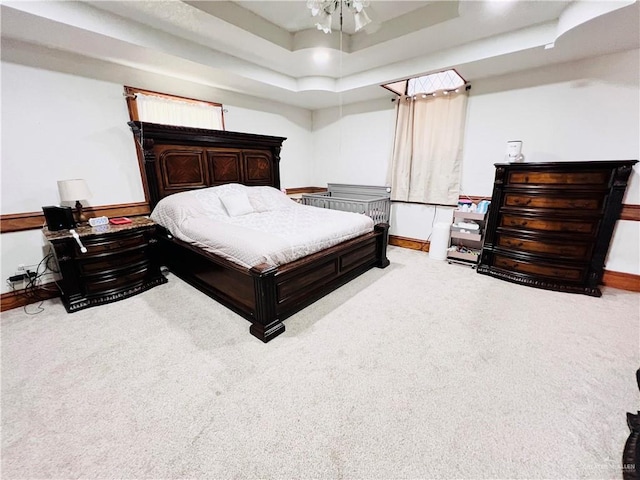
left=129, top=121, right=390, bottom=342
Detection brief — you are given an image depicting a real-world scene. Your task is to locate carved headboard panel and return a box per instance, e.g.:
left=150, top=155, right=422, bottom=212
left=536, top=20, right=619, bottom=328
left=128, top=121, right=286, bottom=209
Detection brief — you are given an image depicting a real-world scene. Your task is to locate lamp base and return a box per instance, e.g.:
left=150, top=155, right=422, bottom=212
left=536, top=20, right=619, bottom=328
left=75, top=200, right=88, bottom=224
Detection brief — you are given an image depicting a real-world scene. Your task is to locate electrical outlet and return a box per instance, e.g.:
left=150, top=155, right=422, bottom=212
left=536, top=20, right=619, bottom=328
left=9, top=272, right=37, bottom=283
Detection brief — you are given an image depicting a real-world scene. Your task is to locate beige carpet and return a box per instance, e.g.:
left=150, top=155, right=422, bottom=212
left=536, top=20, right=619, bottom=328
left=1, top=246, right=638, bottom=479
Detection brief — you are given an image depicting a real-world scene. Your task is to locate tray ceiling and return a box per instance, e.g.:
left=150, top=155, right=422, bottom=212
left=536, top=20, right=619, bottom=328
left=1, top=0, right=638, bottom=109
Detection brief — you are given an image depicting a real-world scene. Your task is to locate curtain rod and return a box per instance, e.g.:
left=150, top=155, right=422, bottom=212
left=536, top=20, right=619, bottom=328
left=391, top=84, right=471, bottom=102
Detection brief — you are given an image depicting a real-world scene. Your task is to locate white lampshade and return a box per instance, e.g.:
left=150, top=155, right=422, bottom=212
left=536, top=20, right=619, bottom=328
left=57, top=179, right=92, bottom=202
left=316, top=13, right=332, bottom=33
left=353, top=9, right=371, bottom=31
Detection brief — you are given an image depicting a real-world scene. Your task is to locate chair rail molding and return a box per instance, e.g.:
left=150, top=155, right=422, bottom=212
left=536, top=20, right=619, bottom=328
left=1, top=202, right=150, bottom=233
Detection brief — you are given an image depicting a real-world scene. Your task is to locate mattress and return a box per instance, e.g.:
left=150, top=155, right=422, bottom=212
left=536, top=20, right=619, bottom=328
left=150, top=184, right=374, bottom=268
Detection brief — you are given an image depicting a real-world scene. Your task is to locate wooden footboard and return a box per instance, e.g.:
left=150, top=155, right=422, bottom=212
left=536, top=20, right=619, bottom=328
left=157, top=223, right=389, bottom=342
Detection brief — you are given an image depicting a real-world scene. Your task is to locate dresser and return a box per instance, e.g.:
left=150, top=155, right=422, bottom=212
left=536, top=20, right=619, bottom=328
left=44, top=217, right=167, bottom=312
left=477, top=160, right=637, bottom=296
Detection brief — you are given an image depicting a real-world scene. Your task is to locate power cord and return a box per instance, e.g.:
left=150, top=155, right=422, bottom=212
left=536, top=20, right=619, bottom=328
left=426, top=205, right=438, bottom=241
left=21, top=253, right=56, bottom=315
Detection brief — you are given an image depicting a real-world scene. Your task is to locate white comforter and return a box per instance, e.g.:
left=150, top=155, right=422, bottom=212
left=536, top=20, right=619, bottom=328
left=150, top=184, right=374, bottom=268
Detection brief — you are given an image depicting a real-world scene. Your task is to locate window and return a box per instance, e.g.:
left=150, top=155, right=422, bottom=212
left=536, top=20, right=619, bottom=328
left=382, top=69, right=466, bottom=97
left=124, top=86, right=225, bottom=130
left=124, top=87, right=226, bottom=206
left=407, top=70, right=466, bottom=96
left=383, top=70, right=470, bottom=206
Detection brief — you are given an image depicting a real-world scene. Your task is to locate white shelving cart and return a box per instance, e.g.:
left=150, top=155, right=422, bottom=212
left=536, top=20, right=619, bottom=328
left=447, top=210, right=487, bottom=267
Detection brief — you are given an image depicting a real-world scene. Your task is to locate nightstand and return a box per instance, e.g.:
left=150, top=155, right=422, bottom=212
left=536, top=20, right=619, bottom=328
left=44, top=216, right=167, bottom=312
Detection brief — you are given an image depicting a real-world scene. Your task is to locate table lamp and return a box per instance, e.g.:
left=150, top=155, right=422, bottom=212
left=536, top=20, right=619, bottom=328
left=57, top=179, right=92, bottom=224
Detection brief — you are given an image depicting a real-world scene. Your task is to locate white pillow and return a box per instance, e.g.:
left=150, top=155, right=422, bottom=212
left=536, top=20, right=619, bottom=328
left=248, top=186, right=297, bottom=212
left=192, top=188, right=227, bottom=217
left=220, top=192, right=255, bottom=217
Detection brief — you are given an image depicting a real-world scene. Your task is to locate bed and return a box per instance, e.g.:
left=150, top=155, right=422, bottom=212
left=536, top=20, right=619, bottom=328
left=129, top=121, right=390, bottom=342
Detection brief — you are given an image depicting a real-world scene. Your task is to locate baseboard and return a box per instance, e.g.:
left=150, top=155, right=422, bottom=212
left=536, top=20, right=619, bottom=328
left=601, top=270, right=640, bottom=292
left=1, top=283, right=61, bottom=312
left=389, top=235, right=430, bottom=252
left=620, top=204, right=640, bottom=222
left=389, top=234, right=639, bottom=293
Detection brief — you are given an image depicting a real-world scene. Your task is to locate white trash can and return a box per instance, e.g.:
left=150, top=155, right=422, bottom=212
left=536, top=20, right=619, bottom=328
left=428, top=222, right=451, bottom=261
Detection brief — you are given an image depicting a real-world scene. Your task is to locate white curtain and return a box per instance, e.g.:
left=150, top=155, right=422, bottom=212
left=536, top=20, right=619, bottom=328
left=136, top=93, right=224, bottom=130
left=389, top=91, right=468, bottom=205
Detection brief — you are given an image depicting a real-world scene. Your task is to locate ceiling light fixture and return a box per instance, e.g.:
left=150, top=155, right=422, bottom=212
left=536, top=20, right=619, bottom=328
left=312, top=48, right=331, bottom=64
left=307, top=0, right=371, bottom=34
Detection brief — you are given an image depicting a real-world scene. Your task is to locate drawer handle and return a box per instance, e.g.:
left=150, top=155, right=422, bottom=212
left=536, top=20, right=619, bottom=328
left=509, top=220, right=528, bottom=227
left=70, top=229, right=87, bottom=254
left=513, top=198, right=532, bottom=206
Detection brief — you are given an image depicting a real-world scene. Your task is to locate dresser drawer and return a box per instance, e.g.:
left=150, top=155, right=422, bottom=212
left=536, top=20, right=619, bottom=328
left=503, top=193, right=605, bottom=211
left=499, top=214, right=599, bottom=235
left=507, top=170, right=610, bottom=186
left=77, top=249, right=148, bottom=275
left=495, top=234, right=592, bottom=260
left=79, top=231, right=148, bottom=256
left=493, top=254, right=585, bottom=282
left=83, top=264, right=150, bottom=295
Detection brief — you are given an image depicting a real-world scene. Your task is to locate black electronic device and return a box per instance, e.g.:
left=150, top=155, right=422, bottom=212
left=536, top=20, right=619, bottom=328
left=42, top=205, right=76, bottom=231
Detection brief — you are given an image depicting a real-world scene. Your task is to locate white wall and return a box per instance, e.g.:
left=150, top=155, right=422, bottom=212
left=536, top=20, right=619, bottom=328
left=0, top=62, right=314, bottom=293
left=312, top=98, right=396, bottom=186
left=608, top=221, right=640, bottom=274
left=462, top=49, right=640, bottom=203
left=1, top=63, right=145, bottom=213
left=311, top=48, right=640, bottom=273
left=225, top=106, right=314, bottom=188
left=311, top=97, right=457, bottom=239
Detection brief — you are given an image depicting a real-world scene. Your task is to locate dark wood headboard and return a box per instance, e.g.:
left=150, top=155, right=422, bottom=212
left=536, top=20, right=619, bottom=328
left=128, top=121, right=287, bottom=209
